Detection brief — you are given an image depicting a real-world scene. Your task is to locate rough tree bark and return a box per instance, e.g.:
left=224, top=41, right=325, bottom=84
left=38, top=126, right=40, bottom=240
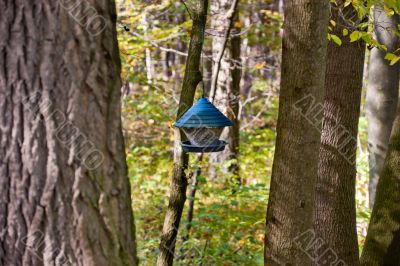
left=264, top=0, right=329, bottom=264
left=209, top=0, right=241, bottom=180
left=0, top=0, right=138, bottom=265
left=366, top=5, right=400, bottom=208
left=314, top=4, right=366, bottom=265
left=361, top=105, right=400, bottom=265
left=157, top=1, right=208, bottom=265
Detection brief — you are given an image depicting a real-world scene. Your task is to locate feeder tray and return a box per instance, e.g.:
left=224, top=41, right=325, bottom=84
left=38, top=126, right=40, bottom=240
left=174, top=97, right=233, bottom=153
left=181, top=140, right=227, bottom=153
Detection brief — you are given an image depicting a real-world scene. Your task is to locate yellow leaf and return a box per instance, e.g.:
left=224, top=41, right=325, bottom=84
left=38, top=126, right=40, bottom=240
left=384, top=53, right=400, bottom=65
left=343, top=28, right=349, bottom=36
left=234, top=20, right=242, bottom=28
left=383, top=5, right=395, bottom=16
left=255, top=63, right=264, bottom=70
left=384, top=52, right=397, bottom=60
left=330, top=34, right=342, bottom=46
left=350, top=31, right=362, bottom=42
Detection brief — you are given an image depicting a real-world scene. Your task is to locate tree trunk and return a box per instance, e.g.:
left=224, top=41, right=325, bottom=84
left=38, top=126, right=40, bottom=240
left=0, top=1, right=138, bottom=265
left=182, top=155, right=203, bottom=243
left=361, top=105, right=400, bottom=265
left=162, top=51, right=172, bottom=81
left=264, top=0, right=330, bottom=264
left=172, top=3, right=187, bottom=95
left=314, top=4, right=366, bottom=265
left=157, top=1, right=208, bottom=265
left=203, top=48, right=213, bottom=95
left=142, top=14, right=154, bottom=84
left=366, top=5, right=400, bottom=208
left=208, top=0, right=241, bottom=180
left=228, top=21, right=241, bottom=179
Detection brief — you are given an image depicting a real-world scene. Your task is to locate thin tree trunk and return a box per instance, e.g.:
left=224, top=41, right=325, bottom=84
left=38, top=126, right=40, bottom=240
left=180, top=1, right=240, bottom=256
left=157, top=1, right=208, bottom=265
left=182, top=155, right=203, bottom=243
left=208, top=0, right=241, bottom=180
left=240, top=6, right=253, bottom=98
left=143, top=14, right=154, bottom=83
left=361, top=106, right=400, bottom=265
left=0, top=1, right=138, bottom=265
left=264, top=0, right=330, bottom=264
left=203, top=48, right=213, bottom=95
left=172, top=3, right=187, bottom=95
left=180, top=0, right=240, bottom=253
left=367, top=5, right=400, bottom=208
left=278, top=0, right=284, bottom=13
left=162, top=51, right=172, bottom=81
left=176, top=160, right=199, bottom=260
left=314, top=4, right=366, bottom=265
left=228, top=21, right=241, bottom=179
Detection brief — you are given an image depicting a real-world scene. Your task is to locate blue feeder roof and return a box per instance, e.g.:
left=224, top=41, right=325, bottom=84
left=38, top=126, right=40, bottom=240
left=174, top=97, right=234, bottom=128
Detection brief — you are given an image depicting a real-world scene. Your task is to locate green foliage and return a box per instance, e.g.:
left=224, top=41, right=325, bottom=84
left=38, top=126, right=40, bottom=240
left=175, top=181, right=268, bottom=265
left=384, top=52, right=400, bottom=65
left=328, top=0, right=400, bottom=64
left=350, top=30, right=363, bottom=42
left=329, top=34, right=343, bottom=46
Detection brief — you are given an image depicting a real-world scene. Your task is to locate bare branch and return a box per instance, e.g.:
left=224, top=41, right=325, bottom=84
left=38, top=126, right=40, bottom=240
left=180, top=0, right=193, bottom=20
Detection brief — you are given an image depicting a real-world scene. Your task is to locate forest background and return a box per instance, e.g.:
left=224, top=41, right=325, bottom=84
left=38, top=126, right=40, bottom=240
left=117, top=0, right=376, bottom=264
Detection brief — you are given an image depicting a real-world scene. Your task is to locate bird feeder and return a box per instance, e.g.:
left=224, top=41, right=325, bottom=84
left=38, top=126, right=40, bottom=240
left=174, top=97, right=233, bottom=153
